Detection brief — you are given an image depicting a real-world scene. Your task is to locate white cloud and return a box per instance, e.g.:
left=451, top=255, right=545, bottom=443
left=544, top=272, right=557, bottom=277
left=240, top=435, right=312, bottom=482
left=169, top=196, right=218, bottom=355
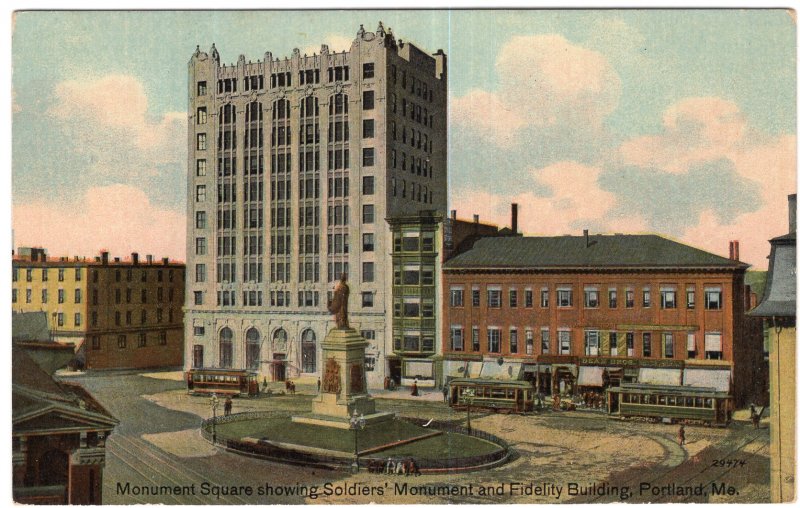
left=451, top=34, right=621, bottom=147
left=454, top=161, right=647, bottom=235
left=13, top=184, right=186, bottom=261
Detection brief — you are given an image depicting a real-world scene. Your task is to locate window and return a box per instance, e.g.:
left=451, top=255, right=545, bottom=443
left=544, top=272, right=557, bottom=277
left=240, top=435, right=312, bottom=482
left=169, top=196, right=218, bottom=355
left=610, top=332, right=618, bottom=355
left=197, top=133, right=207, bottom=150
left=193, top=291, right=203, bottom=305
left=642, top=288, right=651, bottom=308
left=196, top=185, right=206, bottom=202
left=74, top=288, right=81, bottom=303
left=663, top=333, right=674, bottom=358
left=363, top=119, right=374, bottom=138
left=361, top=330, right=375, bottom=341
left=362, top=205, right=375, bottom=224
left=57, top=313, right=64, bottom=327
left=362, top=262, right=374, bottom=282
left=704, top=332, right=723, bottom=360
left=625, top=289, right=635, bottom=308
left=509, top=289, right=518, bottom=308
left=608, top=289, right=618, bottom=309
left=41, top=269, right=48, bottom=281
left=362, top=90, right=375, bottom=110
left=626, top=332, right=634, bottom=355
left=75, top=268, right=82, bottom=281
left=192, top=345, right=204, bottom=368
left=558, top=330, right=571, bottom=354
left=510, top=329, right=518, bottom=354
left=660, top=287, right=677, bottom=309
left=525, top=329, right=534, bottom=355
left=488, top=288, right=502, bottom=308
left=686, top=286, right=696, bottom=309
left=687, top=333, right=696, bottom=359
left=25, top=288, right=31, bottom=303
left=472, top=327, right=480, bottom=351
left=524, top=289, right=533, bottom=308
left=362, top=176, right=375, bottom=195
left=26, top=269, right=32, bottom=282
left=542, top=328, right=551, bottom=354
left=92, top=336, right=100, bottom=350
left=472, top=288, right=480, bottom=307
left=159, top=332, right=167, bottom=346
left=195, top=211, right=207, bottom=229
left=195, top=237, right=207, bottom=255
left=118, top=335, right=127, bottom=349
left=196, top=107, right=207, bottom=124
left=584, top=287, right=599, bottom=308
left=58, top=289, right=64, bottom=304
left=487, top=328, right=501, bottom=353
left=362, top=233, right=374, bottom=252
left=41, top=289, right=47, bottom=303
left=194, top=326, right=205, bottom=336
left=450, top=326, right=464, bottom=351
left=196, top=159, right=207, bottom=176
left=138, top=333, right=147, bottom=348
left=362, top=148, right=375, bottom=167
left=195, top=264, right=206, bottom=282
left=363, top=62, right=375, bottom=79
left=58, top=268, right=65, bottom=282
left=704, top=287, right=722, bottom=310
left=643, top=332, right=652, bottom=357
left=556, top=288, right=573, bottom=307
left=585, top=330, right=599, bottom=356
left=541, top=288, right=549, bottom=308
left=362, top=292, right=374, bottom=307
left=450, top=288, right=464, bottom=307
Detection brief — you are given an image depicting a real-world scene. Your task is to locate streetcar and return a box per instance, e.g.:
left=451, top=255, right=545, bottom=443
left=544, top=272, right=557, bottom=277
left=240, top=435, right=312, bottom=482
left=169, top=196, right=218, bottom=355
left=448, top=378, right=535, bottom=413
left=186, top=369, right=259, bottom=397
left=606, top=383, right=733, bottom=426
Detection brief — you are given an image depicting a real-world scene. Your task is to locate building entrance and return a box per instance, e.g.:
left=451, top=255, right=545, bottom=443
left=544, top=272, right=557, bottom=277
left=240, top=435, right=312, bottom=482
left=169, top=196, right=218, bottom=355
left=271, top=354, right=286, bottom=381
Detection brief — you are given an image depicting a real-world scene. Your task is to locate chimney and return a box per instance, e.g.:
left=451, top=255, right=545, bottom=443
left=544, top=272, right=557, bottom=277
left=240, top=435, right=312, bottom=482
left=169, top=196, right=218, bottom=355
left=729, top=240, right=740, bottom=261
left=132, top=252, right=139, bottom=265
left=511, top=203, right=518, bottom=234
left=789, top=194, right=796, bottom=233
left=473, top=214, right=479, bottom=224
left=41, top=253, right=46, bottom=262
left=114, top=257, right=120, bottom=263
left=583, top=229, right=590, bottom=248
left=450, top=209, right=457, bottom=222
left=162, top=257, right=169, bottom=266
left=146, top=254, right=153, bottom=264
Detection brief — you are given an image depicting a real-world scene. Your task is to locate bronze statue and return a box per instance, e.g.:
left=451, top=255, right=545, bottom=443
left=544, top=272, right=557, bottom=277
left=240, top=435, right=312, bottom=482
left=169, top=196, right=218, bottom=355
left=327, top=272, right=350, bottom=329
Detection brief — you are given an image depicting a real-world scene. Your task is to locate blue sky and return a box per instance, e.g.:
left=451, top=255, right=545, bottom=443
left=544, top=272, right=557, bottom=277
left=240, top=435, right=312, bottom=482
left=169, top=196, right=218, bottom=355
left=11, top=9, right=796, bottom=267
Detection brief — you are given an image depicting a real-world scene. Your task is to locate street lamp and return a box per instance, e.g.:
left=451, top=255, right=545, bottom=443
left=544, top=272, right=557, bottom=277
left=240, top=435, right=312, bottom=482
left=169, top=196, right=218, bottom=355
left=210, top=393, right=219, bottom=444
left=462, top=388, right=475, bottom=435
left=349, top=410, right=367, bottom=472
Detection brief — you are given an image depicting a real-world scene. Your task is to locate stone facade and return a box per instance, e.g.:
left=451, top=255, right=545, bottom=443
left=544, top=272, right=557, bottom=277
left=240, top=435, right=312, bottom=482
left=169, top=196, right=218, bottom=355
left=185, top=23, right=448, bottom=388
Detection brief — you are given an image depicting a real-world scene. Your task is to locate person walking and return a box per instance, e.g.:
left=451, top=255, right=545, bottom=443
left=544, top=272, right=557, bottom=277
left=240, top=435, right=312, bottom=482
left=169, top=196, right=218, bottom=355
left=410, top=380, right=419, bottom=397
left=224, top=396, right=233, bottom=417
left=678, top=424, right=686, bottom=446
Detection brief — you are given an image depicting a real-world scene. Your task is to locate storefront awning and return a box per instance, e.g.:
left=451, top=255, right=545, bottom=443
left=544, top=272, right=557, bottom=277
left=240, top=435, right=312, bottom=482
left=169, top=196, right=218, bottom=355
left=683, top=369, right=730, bottom=393
left=444, top=360, right=468, bottom=377
left=639, top=368, right=682, bottom=386
left=577, top=366, right=605, bottom=387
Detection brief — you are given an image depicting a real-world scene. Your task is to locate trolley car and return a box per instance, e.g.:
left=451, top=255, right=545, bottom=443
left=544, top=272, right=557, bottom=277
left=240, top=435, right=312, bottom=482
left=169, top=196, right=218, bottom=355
left=607, top=384, right=733, bottom=426
left=186, top=369, right=259, bottom=397
left=448, top=378, right=534, bottom=413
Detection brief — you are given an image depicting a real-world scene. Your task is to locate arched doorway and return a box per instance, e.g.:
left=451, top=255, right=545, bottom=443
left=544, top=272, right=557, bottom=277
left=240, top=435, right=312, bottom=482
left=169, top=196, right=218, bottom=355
left=219, top=327, right=233, bottom=368
left=245, top=328, right=261, bottom=371
left=301, top=329, right=317, bottom=373
left=271, top=328, right=287, bottom=381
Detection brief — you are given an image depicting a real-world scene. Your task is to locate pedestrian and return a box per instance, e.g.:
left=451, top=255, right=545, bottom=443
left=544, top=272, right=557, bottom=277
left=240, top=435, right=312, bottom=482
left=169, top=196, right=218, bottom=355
left=317, top=378, right=322, bottom=392
left=384, top=457, right=395, bottom=474
left=752, top=408, right=761, bottom=429
left=224, top=396, right=233, bottom=416
left=411, top=380, right=419, bottom=397
left=263, top=377, right=268, bottom=389
left=678, top=424, right=686, bottom=446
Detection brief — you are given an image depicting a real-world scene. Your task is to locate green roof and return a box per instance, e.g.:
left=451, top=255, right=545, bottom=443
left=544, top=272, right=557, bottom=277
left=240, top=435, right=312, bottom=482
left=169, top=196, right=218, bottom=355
left=444, top=234, right=748, bottom=270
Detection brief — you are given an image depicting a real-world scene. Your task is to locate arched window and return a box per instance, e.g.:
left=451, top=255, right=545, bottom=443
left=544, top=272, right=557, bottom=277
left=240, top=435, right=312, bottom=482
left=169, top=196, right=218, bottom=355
left=219, top=327, right=233, bottom=368
left=273, top=328, right=288, bottom=351
left=246, top=328, right=261, bottom=371
left=301, top=329, right=317, bottom=373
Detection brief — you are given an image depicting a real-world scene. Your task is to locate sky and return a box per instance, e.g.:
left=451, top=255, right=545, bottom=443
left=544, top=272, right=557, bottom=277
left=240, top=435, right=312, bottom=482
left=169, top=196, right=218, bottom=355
left=11, top=9, right=797, bottom=268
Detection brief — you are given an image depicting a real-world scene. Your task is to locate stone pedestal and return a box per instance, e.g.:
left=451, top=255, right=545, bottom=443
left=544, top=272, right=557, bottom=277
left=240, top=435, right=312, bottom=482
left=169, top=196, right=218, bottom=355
left=292, top=327, right=393, bottom=428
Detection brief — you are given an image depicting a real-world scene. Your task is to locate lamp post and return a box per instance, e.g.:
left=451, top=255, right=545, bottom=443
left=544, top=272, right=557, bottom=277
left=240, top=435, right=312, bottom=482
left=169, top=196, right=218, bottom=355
left=210, top=393, right=219, bottom=444
left=462, top=388, right=475, bottom=435
left=349, top=410, right=366, bottom=472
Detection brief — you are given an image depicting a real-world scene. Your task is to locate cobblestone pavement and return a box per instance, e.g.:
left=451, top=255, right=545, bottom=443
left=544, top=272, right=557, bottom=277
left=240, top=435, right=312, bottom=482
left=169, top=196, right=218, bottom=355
left=67, top=370, right=769, bottom=504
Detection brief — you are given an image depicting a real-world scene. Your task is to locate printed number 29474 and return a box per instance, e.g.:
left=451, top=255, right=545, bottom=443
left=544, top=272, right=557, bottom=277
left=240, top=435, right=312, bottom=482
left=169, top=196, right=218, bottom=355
left=712, top=459, right=747, bottom=468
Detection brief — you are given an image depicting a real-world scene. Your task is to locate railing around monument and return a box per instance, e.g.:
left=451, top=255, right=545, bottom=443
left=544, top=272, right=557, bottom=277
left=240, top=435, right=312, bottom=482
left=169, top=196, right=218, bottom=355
left=201, top=412, right=511, bottom=472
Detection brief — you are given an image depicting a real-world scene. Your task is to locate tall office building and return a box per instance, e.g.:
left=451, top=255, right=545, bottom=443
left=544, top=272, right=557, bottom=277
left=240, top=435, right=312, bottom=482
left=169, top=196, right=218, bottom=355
left=185, top=23, right=447, bottom=387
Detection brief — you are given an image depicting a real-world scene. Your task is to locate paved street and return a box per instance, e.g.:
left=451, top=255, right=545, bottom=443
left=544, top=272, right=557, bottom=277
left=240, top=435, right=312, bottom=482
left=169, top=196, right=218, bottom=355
left=67, top=370, right=769, bottom=504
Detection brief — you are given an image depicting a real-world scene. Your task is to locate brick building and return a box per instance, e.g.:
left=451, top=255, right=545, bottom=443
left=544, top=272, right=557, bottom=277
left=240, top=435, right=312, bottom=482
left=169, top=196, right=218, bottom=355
left=442, top=231, right=761, bottom=407
left=12, top=249, right=185, bottom=370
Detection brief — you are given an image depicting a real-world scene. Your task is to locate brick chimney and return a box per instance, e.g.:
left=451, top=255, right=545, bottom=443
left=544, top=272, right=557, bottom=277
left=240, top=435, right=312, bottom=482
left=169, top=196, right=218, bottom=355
left=101, top=251, right=109, bottom=265
left=789, top=194, right=796, bottom=233
left=450, top=209, right=457, bottom=221
left=132, top=252, right=139, bottom=265
left=729, top=240, right=740, bottom=261
left=584, top=229, right=590, bottom=248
